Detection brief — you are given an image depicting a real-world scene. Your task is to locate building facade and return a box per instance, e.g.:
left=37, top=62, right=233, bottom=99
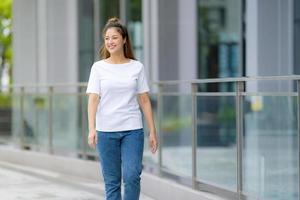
left=12, top=0, right=299, bottom=86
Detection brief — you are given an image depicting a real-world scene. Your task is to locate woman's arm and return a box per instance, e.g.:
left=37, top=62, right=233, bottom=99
left=87, top=93, right=100, bottom=148
left=138, top=92, right=158, bottom=153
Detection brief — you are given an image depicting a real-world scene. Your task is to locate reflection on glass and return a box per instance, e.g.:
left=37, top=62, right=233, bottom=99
left=22, top=95, right=41, bottom=148
left=10, top=93, right=49, bottom=152
left=197, top=96, right=236, bottom=189
left=244, top=96, right=298, bottom=200
left=33, top=95, right=49, bottom=150
left=160, top=95, right=193, bottom=177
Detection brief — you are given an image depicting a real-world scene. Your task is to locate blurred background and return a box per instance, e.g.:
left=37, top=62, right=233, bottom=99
left=8, top=0, right=300, bottom=86
left=0, top=0, right=300, bottom=200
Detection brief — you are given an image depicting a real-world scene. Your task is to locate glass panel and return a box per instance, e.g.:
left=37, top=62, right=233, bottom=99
left=34, top=94, right=49, bottom=151
left=243, top=95, right=298, bottom=200
left=12, top=93, right=22, bottom=145
left=52, top=94, right=82, bottom=156
left=197, top=95, right=236, bottom=189
left=160, top=95, right=193, bottom=177
left=0, top=92, right=12, bottom=144
left=22, top=94, right=40, bottom=148
left=197, top=0, right=242, bottom=84
left=18, top=93, right=49, bottom=151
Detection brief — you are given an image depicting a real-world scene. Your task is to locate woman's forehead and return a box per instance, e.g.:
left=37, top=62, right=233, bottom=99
left=105, top=27, right=122, bottom=36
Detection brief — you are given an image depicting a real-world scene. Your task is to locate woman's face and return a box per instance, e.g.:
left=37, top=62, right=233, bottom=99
left=104, top=27, right=125, bottom=55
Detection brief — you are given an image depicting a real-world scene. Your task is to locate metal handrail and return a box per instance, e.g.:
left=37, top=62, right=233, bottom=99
left=152, top=75, right=300, bottom=85
left=9, top=82, right=88, bottom=88
left=3, top=75, right=300, bottom=89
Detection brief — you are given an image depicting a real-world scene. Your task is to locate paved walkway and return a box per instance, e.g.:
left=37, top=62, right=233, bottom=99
left=0, top=161, right=154, bottom=200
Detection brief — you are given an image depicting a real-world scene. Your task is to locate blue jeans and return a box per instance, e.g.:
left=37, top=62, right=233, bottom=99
left=96, top=128, right=144, bottom=200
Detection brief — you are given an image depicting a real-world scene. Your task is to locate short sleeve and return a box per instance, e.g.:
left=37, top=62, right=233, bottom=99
left=137, top=64, right=150, bottom=94
left=86, top=64, right=101, bottom=95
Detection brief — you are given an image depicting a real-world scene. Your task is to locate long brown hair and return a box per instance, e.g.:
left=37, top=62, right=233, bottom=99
left=99, top=17, right=136, bottom=60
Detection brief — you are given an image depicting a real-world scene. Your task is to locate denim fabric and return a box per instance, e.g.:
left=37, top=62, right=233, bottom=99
left=96, top=128, right=144, bottom=200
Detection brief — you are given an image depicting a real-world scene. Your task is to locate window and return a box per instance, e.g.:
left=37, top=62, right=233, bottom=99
left=78, top=0, right=94, bottom=82
left=197, top=0, right=243, bottom=91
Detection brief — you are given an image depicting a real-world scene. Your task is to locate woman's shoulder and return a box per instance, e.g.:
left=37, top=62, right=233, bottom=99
left=132, top=59, right=142, bottom=65
left=90, top=60, right=107, bottom=70
left=130, top=59, right=144, bottom=69
left=94, top=59, right=106, bottom=66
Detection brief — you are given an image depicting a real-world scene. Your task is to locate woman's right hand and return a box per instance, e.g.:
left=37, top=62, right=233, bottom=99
left=88, top=129, right=97, bottom=149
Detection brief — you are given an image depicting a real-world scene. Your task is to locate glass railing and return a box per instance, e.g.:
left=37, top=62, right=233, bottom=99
left=0, top=76, right=299, bottom=200
left=243, top=95, right=298, bottom=199
left=196, top=95, right=237, bottom=190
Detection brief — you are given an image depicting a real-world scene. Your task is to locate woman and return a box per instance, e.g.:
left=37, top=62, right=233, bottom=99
left=86, top=17, right=158, bottom=200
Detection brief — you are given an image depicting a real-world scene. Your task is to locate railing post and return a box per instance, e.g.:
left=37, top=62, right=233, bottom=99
left=80, top=86, right=87, bottom=160
left=297, top=80, right=300, bottom=200
left=157, top=83, right=163, bottom=174
left=191, top=83, right=198, bottom=189
left=20, top=86, right=25, bottom=148
left=48, top=86, right=53, bottom=154
left=35, top=92, right=39, bottom=150
left=236, top=81, right=244, bottom=199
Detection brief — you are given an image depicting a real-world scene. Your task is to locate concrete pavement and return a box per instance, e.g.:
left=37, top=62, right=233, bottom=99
left=0, top=161, right=154, bottom=200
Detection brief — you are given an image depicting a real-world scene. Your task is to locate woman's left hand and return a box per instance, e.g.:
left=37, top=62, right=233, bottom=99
left=149, top=130, right=158, bottom=154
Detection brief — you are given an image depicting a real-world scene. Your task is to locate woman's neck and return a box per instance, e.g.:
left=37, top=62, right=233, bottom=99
left=106, top=54, right=129, bottom=64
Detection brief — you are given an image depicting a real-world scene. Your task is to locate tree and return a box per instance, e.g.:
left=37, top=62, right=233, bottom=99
left=0, top=0, right=12, bottom=85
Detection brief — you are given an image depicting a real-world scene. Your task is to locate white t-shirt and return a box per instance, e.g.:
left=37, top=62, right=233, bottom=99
left=86, top=59, right=150, bottom=132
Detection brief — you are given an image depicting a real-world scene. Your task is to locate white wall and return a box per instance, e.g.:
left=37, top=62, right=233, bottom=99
left=178, top=0, right=197, bottom=82
left=246, top=0, right=294, bottom=92
left=13, top=0, right=78, bottom=86
left=13, top=0, right=38, bottom=85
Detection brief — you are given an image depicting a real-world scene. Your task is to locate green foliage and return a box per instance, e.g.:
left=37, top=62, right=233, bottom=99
left=0, top=94, right=11, bottom=108
left=34, top=97, right=46, bottom=109
left=0, top=0, right=13, bottom=81
left=161, top=116, right=192, bottom=133
left=218, top=105, right=235, bottom=123
left=0, top=0, right=12, bottom=18
left=129, top=0, right=141, bottom=22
